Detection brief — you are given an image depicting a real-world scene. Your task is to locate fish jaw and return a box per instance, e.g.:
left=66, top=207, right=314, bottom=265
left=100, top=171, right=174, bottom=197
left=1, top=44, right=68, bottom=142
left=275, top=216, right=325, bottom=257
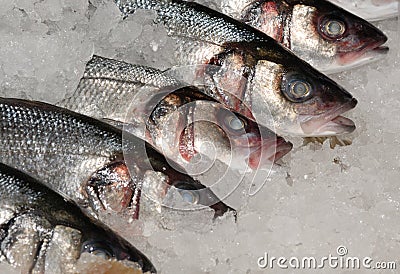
left=332, top=18, right=389, bottom=67
left=299, top=98, right=357, bottom=137
left=336, top=44, right=389, bottom=68
left=247, top=136, right=293, bottom=169
left=222, top=0, right=389, bottom=73
left=149, top=88, right=289, bottom=172
left=321, top=46, right=389, bottom=74
left=179, top=119, right=291, bottom=172
left=191, top=107, right=292, bottom=171
left=247, top=53, right=357, bottom=137
left=288, top=2, right=389, bottom=73
left=84, top=161, right=140, bottom=219
left=231, top=119, right=293, bottom=169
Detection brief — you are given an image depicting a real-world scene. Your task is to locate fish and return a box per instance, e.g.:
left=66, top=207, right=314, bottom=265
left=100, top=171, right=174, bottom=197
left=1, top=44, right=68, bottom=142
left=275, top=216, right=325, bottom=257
left=60, top=55, right=293, bottom=171
left=218, top=0, right=389, bottom=73
left=0, top=162, right=156, bottom=273
left=0, top=97, right=234, bottom=222
left=115, top=0, right=358, bottom=137
left=329, top=0, right=399, bottom=21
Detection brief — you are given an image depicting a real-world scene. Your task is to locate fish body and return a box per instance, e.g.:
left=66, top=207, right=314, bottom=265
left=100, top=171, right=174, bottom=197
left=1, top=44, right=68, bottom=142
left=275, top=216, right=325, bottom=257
left=61, top=56, right=293, bottom=171
left=115, top=0, right=358, bottom=137
left=0, top=98, right=233, bottom=220
left=60, top=56, right=181, bottom=123
left=329, top=0, right=398, bottom=21
left=0, top=163, right=156, bottom=273
left=218, top=0, right=389, bottom=73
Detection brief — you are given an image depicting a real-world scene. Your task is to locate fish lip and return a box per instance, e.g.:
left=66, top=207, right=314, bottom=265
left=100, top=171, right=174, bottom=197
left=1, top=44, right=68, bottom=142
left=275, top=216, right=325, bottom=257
left=327, top=45, right=389, bottom=73
left=267, top=138, right=293, bottom=162
left=247, top=137, right=293, bottom=167
left=300, top=98, right=357, bottom=136
left=337, top=36, right=389, bottom=64
left=312, top=115, right=356, bottom=136
left=372, top=45, right=389, bottom=54
left=343, top=41, right=388, bottom=54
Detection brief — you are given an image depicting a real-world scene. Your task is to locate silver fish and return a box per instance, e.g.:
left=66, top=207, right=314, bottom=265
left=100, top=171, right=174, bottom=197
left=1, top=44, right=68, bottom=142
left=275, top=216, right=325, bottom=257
left=0, top=98, right=234, bottom=221
left=218, top=0, right=389, bottom=73
left=0, top=163, right=156, bottom=273
left=115, top=0, right=358, bottom=137
left=60, top=55, right=293, bottom=172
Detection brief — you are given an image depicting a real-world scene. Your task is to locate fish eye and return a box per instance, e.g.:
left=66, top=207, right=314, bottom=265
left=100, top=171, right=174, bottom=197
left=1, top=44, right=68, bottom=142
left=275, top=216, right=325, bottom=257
left=91, top=249, right=111, bottom=259
left=225, top=114, right=245, bottom=131
left=178, top=189, right=200, bottom=204
left=173, top=181, right=201, bottom=205
left=320, top=17, right=346, bottom=39
left=289, top=80, right=311, bottom=98
left=82, top=241, right=114, bottom=259
left=282, top=74, right=313, bottom=102
left=218, top=109, right=247, bottom=132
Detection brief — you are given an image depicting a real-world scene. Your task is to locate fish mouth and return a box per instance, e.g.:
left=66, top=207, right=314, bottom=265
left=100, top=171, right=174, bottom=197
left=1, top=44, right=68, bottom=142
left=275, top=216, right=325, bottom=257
left=300, top=98, right=357, bottom=136
left=247, top=137, right=293, bottom=169
left=268, top=137, right=293, bottom=162
left=337, top=37, right=389, bottom=65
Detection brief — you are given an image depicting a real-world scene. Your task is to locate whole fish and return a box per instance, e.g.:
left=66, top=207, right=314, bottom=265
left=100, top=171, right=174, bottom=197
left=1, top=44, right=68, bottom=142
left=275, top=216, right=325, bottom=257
left=60, top=55, right=293, bottom=171
left=329, top=0, right=399, bottom=21
left=218, top=0, right=389, bottom=73
left=115, top=0, right=358, bottom=137
left=0, top=98, right=234, bottom=222
left=0, top=163, right=156, bottom=273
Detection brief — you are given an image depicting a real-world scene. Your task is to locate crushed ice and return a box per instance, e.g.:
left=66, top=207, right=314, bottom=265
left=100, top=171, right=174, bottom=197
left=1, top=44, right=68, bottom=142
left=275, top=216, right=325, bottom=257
left=0, top=0, right=399, bottom=273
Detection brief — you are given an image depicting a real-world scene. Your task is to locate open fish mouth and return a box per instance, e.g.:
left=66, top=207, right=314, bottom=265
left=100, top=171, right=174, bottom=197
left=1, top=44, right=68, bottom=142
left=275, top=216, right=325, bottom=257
left=338, top=45, right=389, bottom=66
left=247, top=137, right=293, bottom=169
left=325, top=45, right=388, bottom=73
left=266, top=137, right=293, bottom=162
left=337, top=35, right=389, bottom=65
left=271, top=138, right=294, bottom=161
left=300, top=98, right=358, bottom=137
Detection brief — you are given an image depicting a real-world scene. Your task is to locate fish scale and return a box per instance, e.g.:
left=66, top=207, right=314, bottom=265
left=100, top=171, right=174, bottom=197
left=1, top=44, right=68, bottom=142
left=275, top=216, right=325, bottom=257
left=215, top=0, right=389, bottom=73
left=114, top=0, right=358, bottom=137
left=60, top=55, right=180, bottom=122
left=0, top=99, right=122, bottom=202
left=61, top=55, right=293, bottom=171
left=0, top=98, right=234, bottom=222
left=0, top=163, right=156, bottom=273
left=117, top=0, right=262, bottom=43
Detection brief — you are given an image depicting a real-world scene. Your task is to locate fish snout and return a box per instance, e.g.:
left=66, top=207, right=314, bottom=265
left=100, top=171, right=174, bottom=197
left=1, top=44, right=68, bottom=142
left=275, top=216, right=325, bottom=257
left=356, top=21, right=388, bottom=52
left=247, top=136, right=293, bottom=169
left=337, top=19, right=388, bottom=64
left=300, top=97, right=357, bottom=136
left=271, top=137, right=293, bottom=162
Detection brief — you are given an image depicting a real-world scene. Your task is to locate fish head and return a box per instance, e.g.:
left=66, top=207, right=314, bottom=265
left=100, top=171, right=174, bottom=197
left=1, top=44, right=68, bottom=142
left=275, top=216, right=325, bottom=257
left=84, top=160, right=140, bottom=218
left=149, top=86, right=292, bottom=171
left=146, top=160, right=236, bottom=218
left=287, top=0, right=388, bottom=71
left=209, top=106, right=292, bottom=169
left=287, top=68, right=358, bottom=136
left=243, top=42, right=357, bottom=137
left=81, top=229, right=156, bottom=273
left=169, top=180, right=236, bottom=219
